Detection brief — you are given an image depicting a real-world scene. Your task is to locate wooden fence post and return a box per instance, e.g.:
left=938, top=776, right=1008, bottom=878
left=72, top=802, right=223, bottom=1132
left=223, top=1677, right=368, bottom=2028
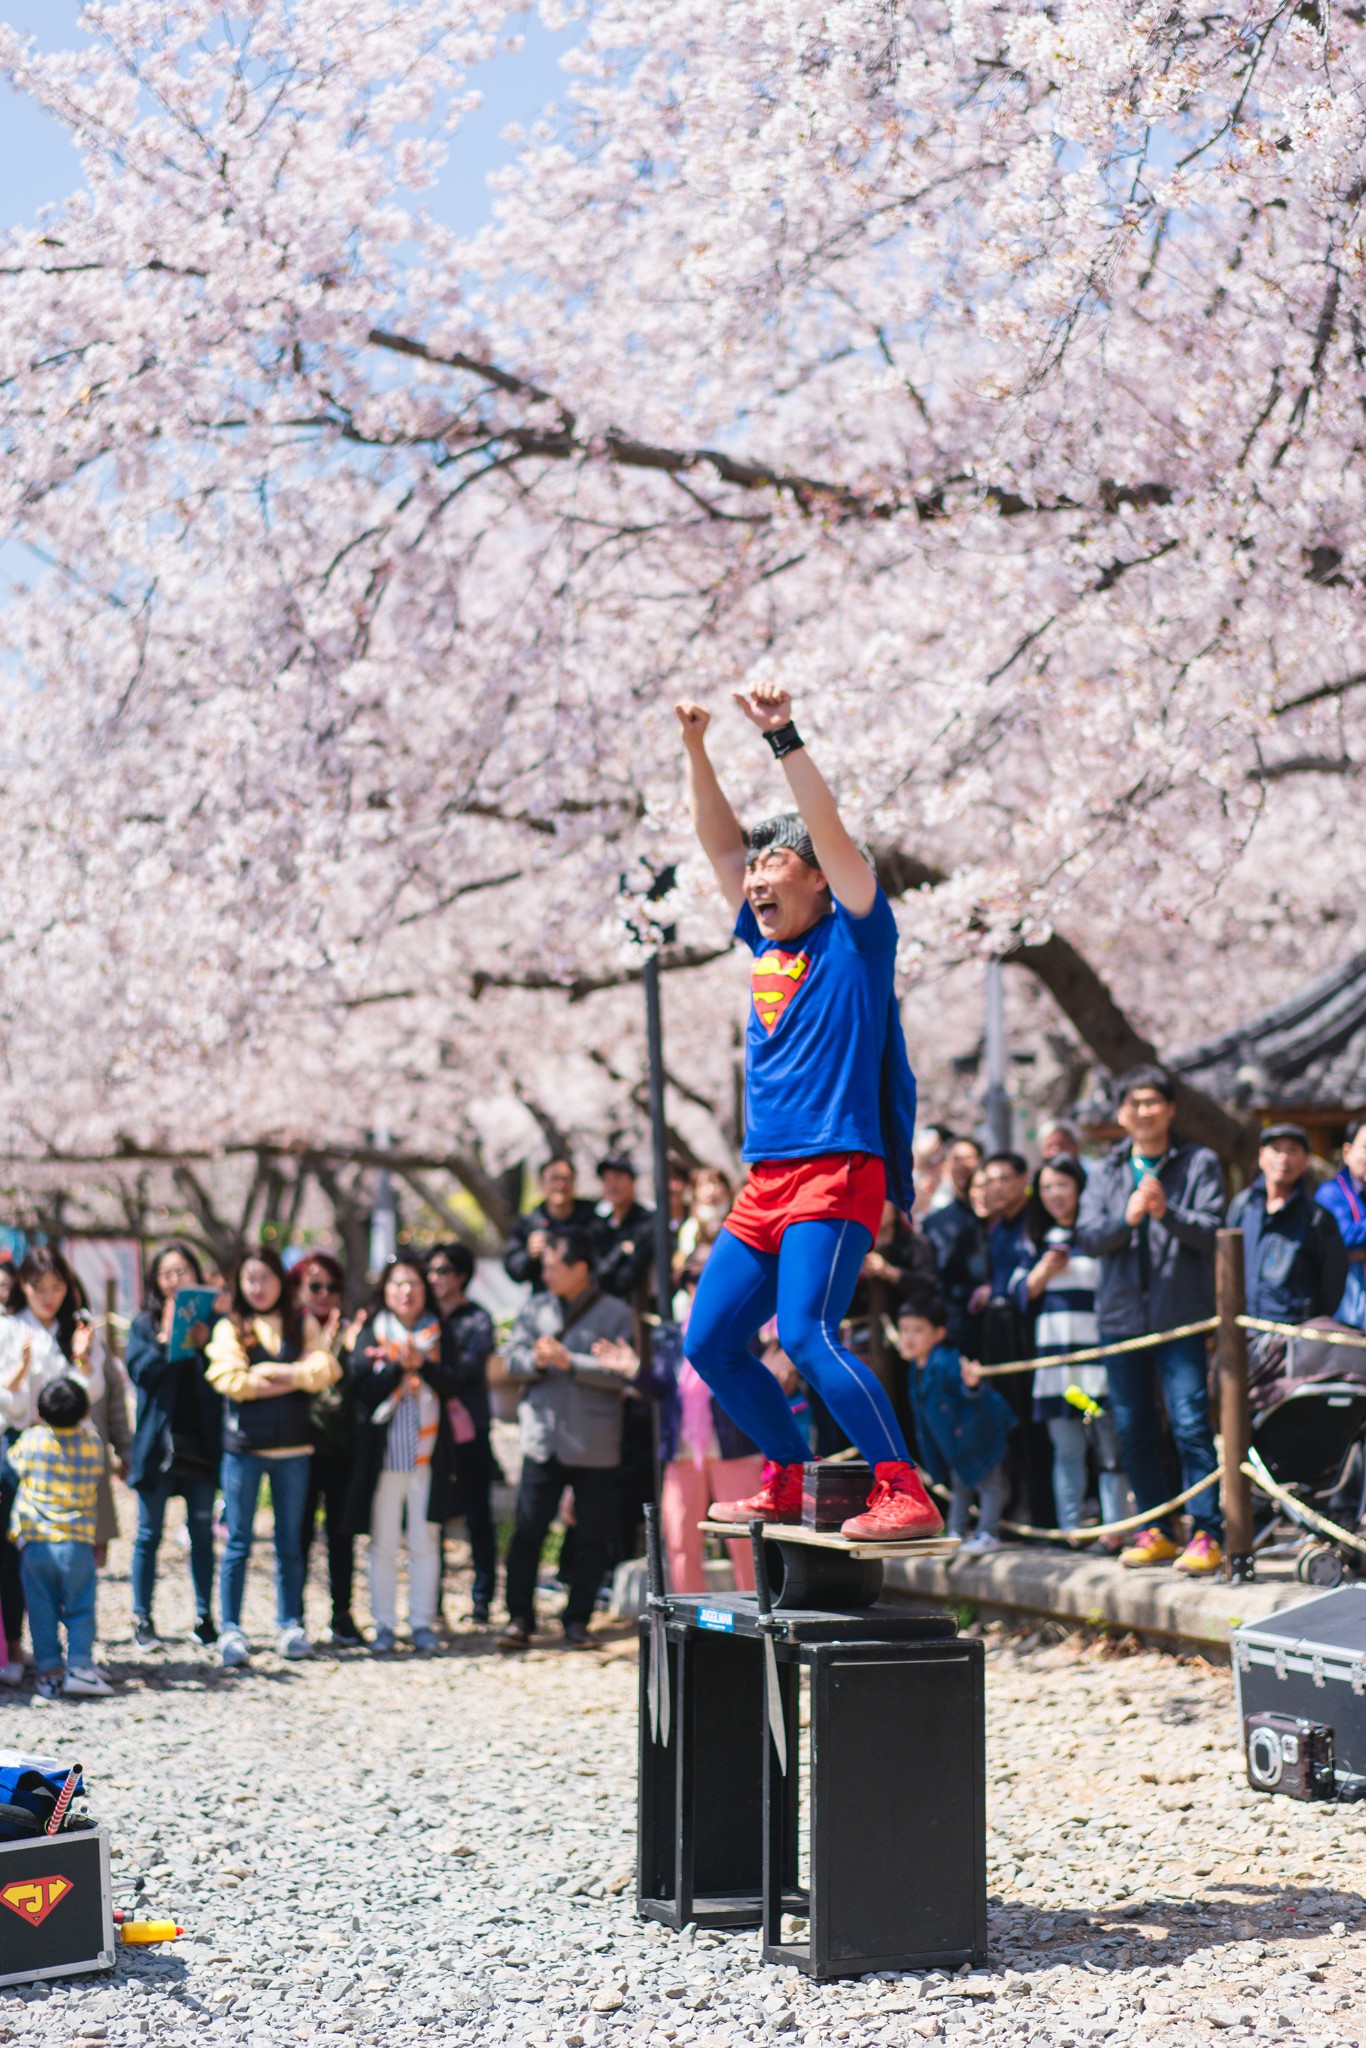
left=1216, top=1228, right=1255, bottom=1582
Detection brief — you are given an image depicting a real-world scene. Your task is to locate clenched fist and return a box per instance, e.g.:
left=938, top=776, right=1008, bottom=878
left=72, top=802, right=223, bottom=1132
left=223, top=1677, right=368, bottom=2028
left=675, top=700, right=711, bottom=746
left=732, top=680, right=794, bottom=733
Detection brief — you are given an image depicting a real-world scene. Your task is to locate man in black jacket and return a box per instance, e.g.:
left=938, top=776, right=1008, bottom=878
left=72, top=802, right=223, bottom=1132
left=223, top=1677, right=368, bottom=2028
left=427, top=1243, right=499, bottom=1625
left=503, top=1159, right=599, bottom=1292
left=924, top=1136, right=984, bottom=1349
left=1075, top=1065, right=1226, bottom=1576
left=592, top=1155, right=657, bottom=1303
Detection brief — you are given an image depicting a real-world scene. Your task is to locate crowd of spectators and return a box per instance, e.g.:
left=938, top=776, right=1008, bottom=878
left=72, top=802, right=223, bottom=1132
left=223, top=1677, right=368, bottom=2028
left=2, top=1075, right=1365, bottom=1689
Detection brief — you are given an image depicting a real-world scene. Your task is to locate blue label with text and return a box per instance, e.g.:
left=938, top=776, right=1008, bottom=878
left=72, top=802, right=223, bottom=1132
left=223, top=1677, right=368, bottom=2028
left=697, top=1607, right=735, bottom=1632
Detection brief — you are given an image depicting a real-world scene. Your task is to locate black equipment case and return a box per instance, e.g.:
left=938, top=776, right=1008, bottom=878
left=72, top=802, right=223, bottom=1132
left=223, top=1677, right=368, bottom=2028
left=0, top=1825, right=114, bottom=1986
left=1232, top=1589, right=1366, bottom=1800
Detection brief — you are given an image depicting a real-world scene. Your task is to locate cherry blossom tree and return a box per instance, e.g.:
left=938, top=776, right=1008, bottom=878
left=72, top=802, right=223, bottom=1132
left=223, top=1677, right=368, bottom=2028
left=1, top=0, right=1365, bottom=1210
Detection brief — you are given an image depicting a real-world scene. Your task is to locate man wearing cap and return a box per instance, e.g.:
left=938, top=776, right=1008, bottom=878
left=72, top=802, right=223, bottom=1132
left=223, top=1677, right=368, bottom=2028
left=592, top=1155, right=657, bottom=1302
left=672, top=682, right=942, bottom=1541
left=1231, top=1127, right=1347, bottom=1395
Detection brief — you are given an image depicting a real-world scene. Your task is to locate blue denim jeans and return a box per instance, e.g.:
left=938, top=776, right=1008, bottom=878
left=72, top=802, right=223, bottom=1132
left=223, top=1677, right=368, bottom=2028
left=1046, top=1410, right=1127, bottom=1531
left=132, top=1468, right=218, bottom=1625
left=219, top=1451, right=311, bottom=1632
left=20, top=1540, right=97, bottom=1672
left=1105, top=1334, right=1222, bottom=1541
left=947, top=1459, right=1009, bottom=1541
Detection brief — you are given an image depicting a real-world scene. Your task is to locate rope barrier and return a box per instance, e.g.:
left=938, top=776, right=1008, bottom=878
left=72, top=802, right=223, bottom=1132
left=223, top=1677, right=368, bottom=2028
left=925, top=1468, right=1222, bottom=1547
left=1242, top=1453, right=1366, bottom=1560
left=1236, top=1314, right=1366, bottom=1352
left=971, top=1316, right=1219, bottom=1378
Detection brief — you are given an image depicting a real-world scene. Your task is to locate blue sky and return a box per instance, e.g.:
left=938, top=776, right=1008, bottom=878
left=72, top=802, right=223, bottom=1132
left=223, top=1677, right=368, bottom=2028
left=0, top=2, right=572, bottom=237
left=0, top=5, right=573, bottom=601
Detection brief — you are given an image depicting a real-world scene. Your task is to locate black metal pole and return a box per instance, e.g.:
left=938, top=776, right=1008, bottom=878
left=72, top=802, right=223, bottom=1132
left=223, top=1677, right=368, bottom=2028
left=643, top=952, right=674, bottom=1311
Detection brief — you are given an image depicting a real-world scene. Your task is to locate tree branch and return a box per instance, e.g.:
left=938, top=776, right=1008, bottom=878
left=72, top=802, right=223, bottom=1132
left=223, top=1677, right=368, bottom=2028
left=1271, top=669, right=1366, bottom=716
left=999, top=929, right=1258, bottom=1170
left=471, top=944, right=731, bottom=1003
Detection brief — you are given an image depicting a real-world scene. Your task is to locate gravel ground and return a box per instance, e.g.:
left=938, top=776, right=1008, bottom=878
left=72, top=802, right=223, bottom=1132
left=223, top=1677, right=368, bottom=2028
left=0, top=1501, right=1364, bottom=2047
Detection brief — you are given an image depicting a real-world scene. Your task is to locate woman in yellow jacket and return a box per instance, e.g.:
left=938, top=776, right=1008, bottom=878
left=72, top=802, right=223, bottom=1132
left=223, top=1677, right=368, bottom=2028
left=206, top=1246, right=340, bottom=1667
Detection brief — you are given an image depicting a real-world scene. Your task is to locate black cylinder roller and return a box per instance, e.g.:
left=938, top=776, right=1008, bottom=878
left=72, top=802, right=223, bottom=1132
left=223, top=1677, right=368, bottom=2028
left=767, top=1540, right=883, bottom=1609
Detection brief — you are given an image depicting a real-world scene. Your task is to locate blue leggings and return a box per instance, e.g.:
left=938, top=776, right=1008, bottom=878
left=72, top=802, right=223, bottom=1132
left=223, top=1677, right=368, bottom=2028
left=684, top=1220, right=910, bottom=1468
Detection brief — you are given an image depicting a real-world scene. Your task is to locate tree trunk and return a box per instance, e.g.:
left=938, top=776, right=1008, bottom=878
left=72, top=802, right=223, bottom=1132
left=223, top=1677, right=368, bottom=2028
left=869, top=842, right=1260, bottom=1173
left=170, top=1163, right=242, bottom=1272
left=1002, top=930, right=1259, bottom=1172
left=394, top=1167, right=490, bottom=1253
left=311, top=1159, right=373, bottom=1304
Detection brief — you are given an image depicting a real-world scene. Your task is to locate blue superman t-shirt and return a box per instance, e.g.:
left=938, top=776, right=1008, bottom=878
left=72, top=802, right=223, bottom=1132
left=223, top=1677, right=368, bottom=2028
left=735, top=885, right=913, bottom=1173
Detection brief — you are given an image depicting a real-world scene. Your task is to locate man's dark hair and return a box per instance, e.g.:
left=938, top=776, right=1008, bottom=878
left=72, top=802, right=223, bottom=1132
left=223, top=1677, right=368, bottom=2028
left=983, top=1151, right=1029, bottom=1178
left=428, top=1241, right=474, bottom=1285
left=541, top=1155, right=575, bottom=1177
left=1117, top=1063, right=1176, bottom=1104
left=745, top=813, right=820, bottom=870
left=898, top=1289, right=947, bottom=1327
left=1347, top=1120, right=1365, bottom=1146
left=545, top=1226, right=596, bottom=1273
left=38, top=1377, right=89, bottom=1431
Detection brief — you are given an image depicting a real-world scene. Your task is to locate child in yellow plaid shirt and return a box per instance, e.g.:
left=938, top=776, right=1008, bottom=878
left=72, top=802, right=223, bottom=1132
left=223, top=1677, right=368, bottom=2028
left=7, top=1377, right=111, bottom=1698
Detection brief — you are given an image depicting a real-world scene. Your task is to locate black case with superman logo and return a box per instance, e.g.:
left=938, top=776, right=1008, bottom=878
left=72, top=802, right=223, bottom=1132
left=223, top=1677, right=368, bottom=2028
left=0, top=1825, right=114, bottom=1985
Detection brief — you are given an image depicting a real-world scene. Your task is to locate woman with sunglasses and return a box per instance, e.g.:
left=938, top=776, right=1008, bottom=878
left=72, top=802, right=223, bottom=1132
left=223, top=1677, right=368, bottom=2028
left=293, top=1253, right=364, bottom=1648
left=426, top=1243, right=498, bottom=1624
left=125, top=1241, right=227, bottom=1650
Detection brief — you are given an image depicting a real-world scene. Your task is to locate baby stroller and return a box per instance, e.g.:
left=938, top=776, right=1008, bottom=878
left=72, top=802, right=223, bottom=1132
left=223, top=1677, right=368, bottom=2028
left=1247, top=1381, right=1366, bottom=1587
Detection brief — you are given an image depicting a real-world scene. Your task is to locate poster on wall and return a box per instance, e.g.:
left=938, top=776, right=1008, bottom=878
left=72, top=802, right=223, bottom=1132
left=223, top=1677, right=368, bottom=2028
left=62, top=1237, right=144, bottom=1328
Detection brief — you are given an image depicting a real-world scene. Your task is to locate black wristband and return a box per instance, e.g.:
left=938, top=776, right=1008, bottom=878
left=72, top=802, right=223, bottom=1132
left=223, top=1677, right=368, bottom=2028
left=763, top=720, right=804, bottom=759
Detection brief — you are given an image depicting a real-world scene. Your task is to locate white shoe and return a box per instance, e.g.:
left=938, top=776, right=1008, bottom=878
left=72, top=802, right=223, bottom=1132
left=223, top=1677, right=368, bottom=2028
left=62, top=1666, right=113, bottom=1697
left=278, top=1625, right=310, bottom=1660
left=0, top=1661, right=25, bottom=1688
left=219, top=1627, right=250, bottom=1669
left=961, top=1532, right=1001, bottom=1554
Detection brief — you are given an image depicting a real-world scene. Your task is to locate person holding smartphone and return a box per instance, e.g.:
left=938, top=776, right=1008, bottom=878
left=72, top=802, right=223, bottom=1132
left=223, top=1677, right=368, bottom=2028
left=125, top=1241, right=228, bottom=1650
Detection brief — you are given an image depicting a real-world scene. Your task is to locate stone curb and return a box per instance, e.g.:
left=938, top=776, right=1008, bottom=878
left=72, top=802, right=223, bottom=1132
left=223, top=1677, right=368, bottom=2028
left=881, top=1548, right=1312, bottom=1651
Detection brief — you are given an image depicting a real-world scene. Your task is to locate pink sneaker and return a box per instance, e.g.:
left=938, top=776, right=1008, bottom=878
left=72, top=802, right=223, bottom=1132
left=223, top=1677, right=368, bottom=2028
left=708, top=1459, right=803, bottom=1524
left=840, top=1463, right=945, bottom=1541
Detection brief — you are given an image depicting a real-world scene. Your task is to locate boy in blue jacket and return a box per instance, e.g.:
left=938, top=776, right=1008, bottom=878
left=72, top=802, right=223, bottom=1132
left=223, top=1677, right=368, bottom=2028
left=898, top=1292, right=1016, bottom=1554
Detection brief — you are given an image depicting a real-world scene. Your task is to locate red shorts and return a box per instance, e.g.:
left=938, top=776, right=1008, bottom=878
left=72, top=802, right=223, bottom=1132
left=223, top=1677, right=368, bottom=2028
left=723, top=1153, right=887, bottom=1257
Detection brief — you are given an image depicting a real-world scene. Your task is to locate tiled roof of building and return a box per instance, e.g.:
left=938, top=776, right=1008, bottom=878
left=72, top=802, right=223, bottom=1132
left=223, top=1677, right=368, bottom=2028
left=1171, top=950, right=1366, bottom=1109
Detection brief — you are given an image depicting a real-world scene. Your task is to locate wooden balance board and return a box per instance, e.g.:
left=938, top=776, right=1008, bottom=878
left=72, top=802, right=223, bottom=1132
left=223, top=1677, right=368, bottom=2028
left=698, top=1520, right=961, bottom=1563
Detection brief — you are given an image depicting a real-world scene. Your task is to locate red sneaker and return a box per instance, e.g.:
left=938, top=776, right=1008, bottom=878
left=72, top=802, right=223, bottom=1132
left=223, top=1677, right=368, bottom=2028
left=708, top=1459, right=804, bottom=1524
left=840, top=1463, right=945, bottom=1541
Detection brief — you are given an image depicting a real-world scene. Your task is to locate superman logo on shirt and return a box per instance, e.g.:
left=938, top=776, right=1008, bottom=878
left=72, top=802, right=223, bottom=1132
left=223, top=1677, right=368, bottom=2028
left=751, top=950, right=810, bottom=1035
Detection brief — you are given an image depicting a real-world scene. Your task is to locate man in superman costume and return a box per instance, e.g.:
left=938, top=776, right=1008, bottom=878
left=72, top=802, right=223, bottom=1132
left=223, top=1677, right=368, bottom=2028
left=676, top=684, right=943, bottom=1541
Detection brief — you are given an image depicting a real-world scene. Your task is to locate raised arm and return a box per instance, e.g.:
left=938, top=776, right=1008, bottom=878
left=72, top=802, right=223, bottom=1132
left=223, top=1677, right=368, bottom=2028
left=732, top=684, right=876, bottom=916
left=676, top=701, right=747, bottom=915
